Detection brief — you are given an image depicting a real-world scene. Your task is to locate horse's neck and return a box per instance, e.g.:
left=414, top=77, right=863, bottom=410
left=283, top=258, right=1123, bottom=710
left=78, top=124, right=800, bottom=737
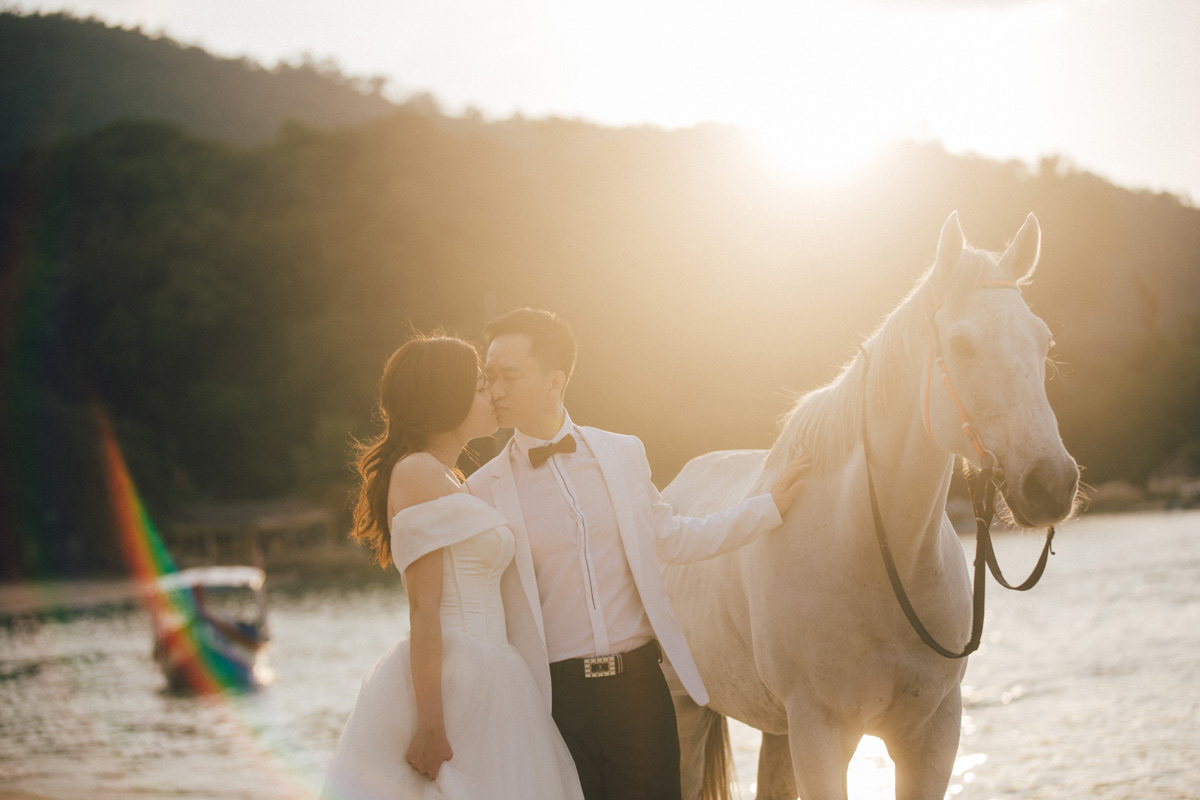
left=859, top=375, right=955, bottom=563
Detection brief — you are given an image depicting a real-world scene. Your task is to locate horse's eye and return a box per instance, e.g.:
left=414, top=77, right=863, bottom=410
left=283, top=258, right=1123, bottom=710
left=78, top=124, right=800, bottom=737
left=949, top=334, right=976, bottom=361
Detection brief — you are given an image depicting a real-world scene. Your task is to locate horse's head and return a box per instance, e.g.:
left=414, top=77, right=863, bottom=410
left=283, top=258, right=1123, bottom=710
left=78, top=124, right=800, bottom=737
left=924, top=212, right=1080, bottom=527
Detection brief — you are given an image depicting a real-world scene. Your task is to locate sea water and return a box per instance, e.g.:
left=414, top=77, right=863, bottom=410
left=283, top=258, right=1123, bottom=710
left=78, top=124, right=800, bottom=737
left=1, top=510, right=1197, bottom=799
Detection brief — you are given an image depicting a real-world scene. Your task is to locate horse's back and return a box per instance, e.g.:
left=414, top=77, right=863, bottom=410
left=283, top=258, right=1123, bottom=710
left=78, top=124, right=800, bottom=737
left=663, top=449, right=768, bottom=516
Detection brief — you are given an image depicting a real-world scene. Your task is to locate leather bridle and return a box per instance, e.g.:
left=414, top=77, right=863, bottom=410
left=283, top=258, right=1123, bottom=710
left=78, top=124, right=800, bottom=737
left=858, top=281, right=1056, bottom=659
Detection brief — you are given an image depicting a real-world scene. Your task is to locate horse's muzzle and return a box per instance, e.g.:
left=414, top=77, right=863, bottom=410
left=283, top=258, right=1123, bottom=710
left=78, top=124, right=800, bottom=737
left=1010, top=456, right=1080, bottom=527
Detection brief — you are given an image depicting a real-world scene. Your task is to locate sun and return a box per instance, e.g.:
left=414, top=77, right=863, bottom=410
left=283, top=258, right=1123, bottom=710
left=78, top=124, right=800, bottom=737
left=750, top=120, right=886, bottom=187
left=709, top=5, right=908, bottom=188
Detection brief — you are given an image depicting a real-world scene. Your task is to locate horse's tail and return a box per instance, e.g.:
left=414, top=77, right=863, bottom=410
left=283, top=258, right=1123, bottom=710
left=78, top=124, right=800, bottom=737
left=700, top=712, right=735, bottom=800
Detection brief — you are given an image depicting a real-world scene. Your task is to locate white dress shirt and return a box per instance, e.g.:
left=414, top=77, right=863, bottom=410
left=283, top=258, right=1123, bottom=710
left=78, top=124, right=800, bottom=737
left=509, top=411, right=656, bottom=662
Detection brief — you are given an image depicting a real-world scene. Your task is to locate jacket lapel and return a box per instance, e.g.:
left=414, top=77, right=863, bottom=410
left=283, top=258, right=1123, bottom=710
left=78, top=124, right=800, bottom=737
left=578, top=428, right=643, bottom=578
left=489, top=440, right=546, bottom=644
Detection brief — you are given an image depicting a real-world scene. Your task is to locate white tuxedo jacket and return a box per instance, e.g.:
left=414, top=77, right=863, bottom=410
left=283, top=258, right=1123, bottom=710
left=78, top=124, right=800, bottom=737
left=465, top=424, right=782, bottom=710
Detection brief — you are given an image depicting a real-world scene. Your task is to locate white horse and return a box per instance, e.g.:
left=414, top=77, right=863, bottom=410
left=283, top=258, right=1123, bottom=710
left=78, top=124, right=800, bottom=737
left=662, top=212, right=1080, bottom=800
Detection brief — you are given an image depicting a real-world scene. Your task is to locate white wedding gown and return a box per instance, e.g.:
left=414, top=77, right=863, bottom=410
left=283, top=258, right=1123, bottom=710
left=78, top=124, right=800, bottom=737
left=322, top=493, right=583, bottom=800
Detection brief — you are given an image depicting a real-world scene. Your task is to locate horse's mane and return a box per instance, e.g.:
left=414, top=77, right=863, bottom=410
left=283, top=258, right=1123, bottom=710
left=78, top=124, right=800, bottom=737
left=764, top=246, right=999, bottom=478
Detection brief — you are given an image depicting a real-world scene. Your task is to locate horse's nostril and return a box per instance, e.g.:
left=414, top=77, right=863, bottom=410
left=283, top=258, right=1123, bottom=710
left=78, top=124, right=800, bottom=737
left=1022, top=466, right=1052, bottom=506
left=1020, top=458, right=1078, bottom=519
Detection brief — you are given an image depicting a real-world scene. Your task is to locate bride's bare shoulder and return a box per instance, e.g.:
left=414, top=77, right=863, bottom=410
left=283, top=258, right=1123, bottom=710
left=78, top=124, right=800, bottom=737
left=389, top=453, right=457, bottom=516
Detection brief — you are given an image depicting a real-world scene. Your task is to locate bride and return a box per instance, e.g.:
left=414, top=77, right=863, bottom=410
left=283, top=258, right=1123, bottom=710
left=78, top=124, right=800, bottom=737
left=322, top=335, right=584, bottom=800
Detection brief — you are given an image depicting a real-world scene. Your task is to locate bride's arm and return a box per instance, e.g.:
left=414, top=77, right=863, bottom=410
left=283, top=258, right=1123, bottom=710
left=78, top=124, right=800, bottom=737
left=405, top=549, right=453, bottom=780
left=391, top=453, right=459, bottom=781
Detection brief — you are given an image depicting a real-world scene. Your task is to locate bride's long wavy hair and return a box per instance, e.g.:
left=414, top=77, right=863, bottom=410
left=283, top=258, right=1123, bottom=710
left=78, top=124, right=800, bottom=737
left=350, top=335, right=480, bottom=567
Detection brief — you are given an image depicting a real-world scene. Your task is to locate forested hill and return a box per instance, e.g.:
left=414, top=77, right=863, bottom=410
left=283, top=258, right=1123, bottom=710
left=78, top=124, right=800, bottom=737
left=0, top=11, right=397, bottom=167
left=1, top=16, right=1198, bottom=577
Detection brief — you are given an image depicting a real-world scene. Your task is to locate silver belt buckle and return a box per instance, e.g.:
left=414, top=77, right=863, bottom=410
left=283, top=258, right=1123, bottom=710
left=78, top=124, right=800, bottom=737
left=583, top=654, right=621, bottom=678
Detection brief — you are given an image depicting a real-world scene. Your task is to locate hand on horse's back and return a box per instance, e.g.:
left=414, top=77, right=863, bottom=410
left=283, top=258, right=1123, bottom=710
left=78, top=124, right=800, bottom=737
left=770, top=454, right=812, bottom=516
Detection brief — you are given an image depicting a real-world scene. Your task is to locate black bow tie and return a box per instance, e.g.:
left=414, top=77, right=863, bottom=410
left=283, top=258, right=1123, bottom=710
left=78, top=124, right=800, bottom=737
left=528, top=434, right=576, bottom=468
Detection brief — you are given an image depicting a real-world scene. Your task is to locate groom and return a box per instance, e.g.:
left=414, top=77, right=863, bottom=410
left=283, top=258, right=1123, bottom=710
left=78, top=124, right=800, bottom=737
left=466, top=308, right=808, bottom=800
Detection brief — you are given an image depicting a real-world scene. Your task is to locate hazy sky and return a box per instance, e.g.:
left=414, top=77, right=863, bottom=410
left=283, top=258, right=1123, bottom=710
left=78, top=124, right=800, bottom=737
left=11, top=0, right=1200, bottom=201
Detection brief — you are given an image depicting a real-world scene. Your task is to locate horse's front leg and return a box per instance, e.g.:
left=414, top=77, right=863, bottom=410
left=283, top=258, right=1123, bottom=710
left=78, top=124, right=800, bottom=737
left=756, top=731, right=797, bottom=800
left=884, top=690, right=962, bottom=800
left=785, top=702, right=862, bottom=800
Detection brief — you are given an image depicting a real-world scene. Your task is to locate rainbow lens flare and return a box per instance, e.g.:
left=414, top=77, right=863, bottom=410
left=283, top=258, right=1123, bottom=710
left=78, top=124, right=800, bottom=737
left=97, top=406, right=251, bottom=694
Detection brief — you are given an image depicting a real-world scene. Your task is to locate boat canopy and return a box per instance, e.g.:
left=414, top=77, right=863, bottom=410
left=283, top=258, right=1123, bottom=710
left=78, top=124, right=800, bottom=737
left=154, top=566, right=266, bottom=593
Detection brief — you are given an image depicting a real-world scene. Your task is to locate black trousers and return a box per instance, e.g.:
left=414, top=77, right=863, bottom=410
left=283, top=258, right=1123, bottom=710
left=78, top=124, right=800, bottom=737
left=550, top=643, right=683, bottom=800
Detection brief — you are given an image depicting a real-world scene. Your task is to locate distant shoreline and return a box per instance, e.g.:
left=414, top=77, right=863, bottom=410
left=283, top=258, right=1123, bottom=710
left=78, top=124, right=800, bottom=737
left=0, top=556, right=394, bottom=622
left=0, top=790, right=56, bottom=800
left=0, top=578, right=143, bottom=619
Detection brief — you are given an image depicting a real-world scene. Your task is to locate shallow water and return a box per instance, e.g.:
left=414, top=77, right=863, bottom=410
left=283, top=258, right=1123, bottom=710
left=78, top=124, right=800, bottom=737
left=1, top=510, right=1197, bottom=799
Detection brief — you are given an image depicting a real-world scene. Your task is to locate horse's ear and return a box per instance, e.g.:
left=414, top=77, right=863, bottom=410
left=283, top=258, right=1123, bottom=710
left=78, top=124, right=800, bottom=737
left=999, top=212, right=1041, bottom=282
left=933, top=211, right=965, bottom=280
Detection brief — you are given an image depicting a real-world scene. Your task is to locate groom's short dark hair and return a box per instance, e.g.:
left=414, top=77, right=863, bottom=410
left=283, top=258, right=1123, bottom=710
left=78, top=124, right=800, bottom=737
left=484, top=308, right=577, bottom=382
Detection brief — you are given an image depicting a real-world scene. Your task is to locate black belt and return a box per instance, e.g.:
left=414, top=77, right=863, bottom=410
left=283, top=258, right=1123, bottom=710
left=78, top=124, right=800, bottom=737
left=550, top=640, right=662, bottom=680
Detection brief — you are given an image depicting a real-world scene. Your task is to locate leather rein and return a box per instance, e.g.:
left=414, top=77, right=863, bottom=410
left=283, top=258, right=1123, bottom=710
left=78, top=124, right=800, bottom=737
left=857, top=281, right=1056, bottom=659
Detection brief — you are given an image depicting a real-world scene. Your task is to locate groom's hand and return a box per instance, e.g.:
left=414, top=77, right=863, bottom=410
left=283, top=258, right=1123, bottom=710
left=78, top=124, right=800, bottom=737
left=770, top=454, right=813, bottom=517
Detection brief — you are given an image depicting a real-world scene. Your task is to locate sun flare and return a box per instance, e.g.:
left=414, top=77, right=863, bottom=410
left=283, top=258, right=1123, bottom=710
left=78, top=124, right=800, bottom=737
left=751, top=121, right=885, bottom=186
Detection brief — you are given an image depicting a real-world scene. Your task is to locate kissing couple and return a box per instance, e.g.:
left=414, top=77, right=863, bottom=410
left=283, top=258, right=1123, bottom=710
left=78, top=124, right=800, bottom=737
left=322, top=308, right=812, bottom=800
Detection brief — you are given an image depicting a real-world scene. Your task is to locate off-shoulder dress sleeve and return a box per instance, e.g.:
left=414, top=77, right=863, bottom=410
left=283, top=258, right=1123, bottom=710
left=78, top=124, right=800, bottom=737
left=390, top=493, right=510, bottom=576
